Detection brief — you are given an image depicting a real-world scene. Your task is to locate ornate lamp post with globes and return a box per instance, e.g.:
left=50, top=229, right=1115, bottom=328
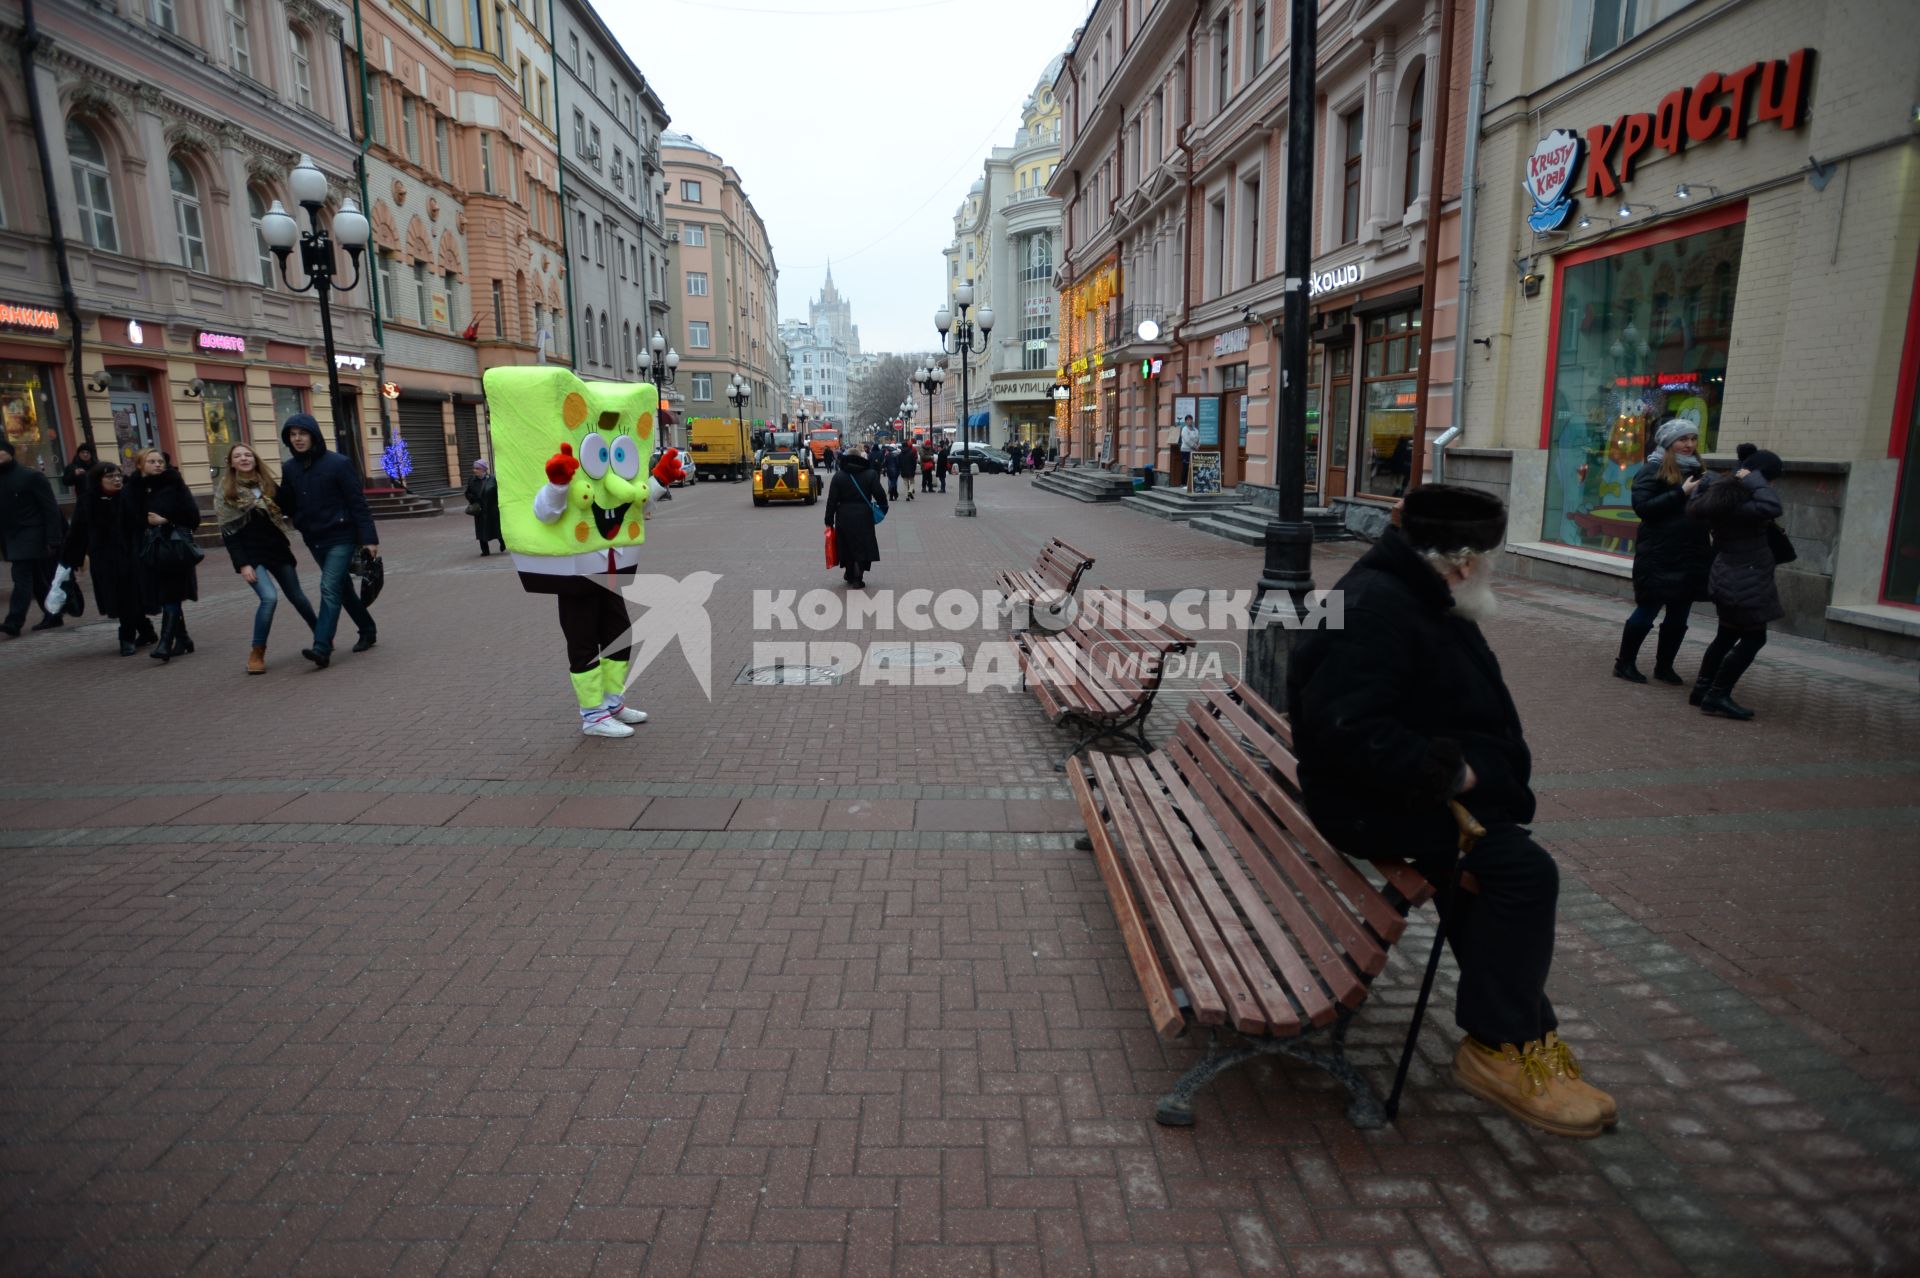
left=934, top=282, right=993, bottom=517
left=913, top=363, right=944, bottom=446
left=260, top=155, right=370, bottom=467
left=726, top=374, right=751, bottom=482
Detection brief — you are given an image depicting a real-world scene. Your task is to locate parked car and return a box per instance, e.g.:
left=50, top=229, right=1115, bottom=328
left=949, top=441, right=1013, bottom=474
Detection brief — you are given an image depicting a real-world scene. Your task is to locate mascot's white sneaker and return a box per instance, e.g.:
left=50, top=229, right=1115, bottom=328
left=581, top=715, right=635, bottom=739
left=612, top=705, right=649, bottom=725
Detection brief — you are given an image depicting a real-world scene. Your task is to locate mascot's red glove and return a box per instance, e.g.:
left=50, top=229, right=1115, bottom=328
left=652, top=450, right=685, bottom=485
left=546, top=442, right=579, bottom=485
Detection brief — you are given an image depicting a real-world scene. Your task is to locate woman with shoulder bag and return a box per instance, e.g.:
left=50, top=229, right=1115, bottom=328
left=1685, top=443, right=1787, bottom=720
left=1614, top=419, right=1713, bottom=684
left=464, top=460, right=503, bottom=555
left=217, top=442, right=317, bottom=675
left=53, top=461, right=151, bottom=655
left=127, top=448, right=202, bottom=663
left=824, top=447, right=888, bottom=589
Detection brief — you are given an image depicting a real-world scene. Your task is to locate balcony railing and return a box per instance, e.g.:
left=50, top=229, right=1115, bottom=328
left=1006, top=187, right=1056, bottom=206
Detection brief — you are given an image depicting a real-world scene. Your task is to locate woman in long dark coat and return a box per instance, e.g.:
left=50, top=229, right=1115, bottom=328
left=1685, top=444, right=1786, bottom=720
left=1614, top=419, right=1712, bottom=684
left=824, top=449, right=888, bottom=588
left=57, top=461, right=149, bottom=655
left=126, top=448, right=202, bottom=661
left=464, top=460, right=503, bottom=555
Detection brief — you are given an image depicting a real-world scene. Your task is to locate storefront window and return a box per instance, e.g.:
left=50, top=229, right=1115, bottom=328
left=0, top=364, right=66, bottom=485
left=1328, top=343, right=1352, bottom=471
left=1305, top=349, right=1321, bottom=485
left=1542, top=217, right=1745, bottom=552
left=202, top=381, right=242, bottom=465
left=1361, top=308, right=1419, bottom=497
left=1887, top=366, right=1920, bottom=607
left=270, top=385, right=305, bottom=433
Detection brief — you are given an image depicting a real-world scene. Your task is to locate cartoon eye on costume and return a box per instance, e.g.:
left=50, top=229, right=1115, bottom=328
left=610, top=434, right=641, bottom=480
left=579, top=432, right=610, bottom=478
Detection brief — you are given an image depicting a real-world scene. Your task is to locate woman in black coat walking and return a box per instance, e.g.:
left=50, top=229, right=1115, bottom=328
left=60, top=443, right=96, bottom=497
left=127, top=448, right=202, bottom=662
left=824, top=450, right=888, bottom=588
left=1686, top=444, right=1787, bottom=720
left=55, top=461, right=152, bottom=654
left=1614, top=419, right=1712, bottom=684
left=217, top=442, right=317, bottom=674
left=464, top=460, right=503, bottom=555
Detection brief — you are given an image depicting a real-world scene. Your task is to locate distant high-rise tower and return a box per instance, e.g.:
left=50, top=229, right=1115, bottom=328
left=809, top=262, right=861, bottom=359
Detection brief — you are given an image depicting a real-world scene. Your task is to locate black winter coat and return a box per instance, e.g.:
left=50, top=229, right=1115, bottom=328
left=1287, top=528, right=1534, bottom=860
left=464, top=474, right=501, bottom=542
left=219, top=504, right=298, bottom=573
left=127, top=468, right=202, bottom=605
left=0, top=460, right=62, bottom=561
left=278, top=423, right=378, bottom=550
left=1689, top=470, right=1785, bottom=629
left=824, top=453, right=887, bottom=567
left=59, top=487, right=144, bottom=620
left=1629, top=462, right=1712, bottom=607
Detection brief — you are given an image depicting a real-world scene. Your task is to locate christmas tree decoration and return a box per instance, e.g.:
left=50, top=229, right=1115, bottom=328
left=382, top=437, right=414, bottom=486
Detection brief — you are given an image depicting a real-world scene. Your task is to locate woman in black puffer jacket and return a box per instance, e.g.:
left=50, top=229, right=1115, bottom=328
left=127, top=448, right=202, bottom=662
left=1685, top=444, right=1786, bottom=720
left=55, top=461, right=152, bottom=655
left=1614, top=419, right=1712, bottom=684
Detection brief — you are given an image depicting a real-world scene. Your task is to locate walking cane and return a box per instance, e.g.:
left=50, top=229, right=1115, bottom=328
left=1383, top=799, right=1486, bottom=1121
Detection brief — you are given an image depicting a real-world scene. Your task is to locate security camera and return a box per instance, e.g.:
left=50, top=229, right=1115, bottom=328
left=185, top=378, right=207, bottom=398
left=85, top=371, right=109, bottom=393
left=1240, top=305, right=1256, bottom=323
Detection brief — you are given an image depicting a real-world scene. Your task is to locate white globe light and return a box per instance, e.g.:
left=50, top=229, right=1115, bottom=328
left=955, top=281, right=974, bottom=308
left=977, top=306, right=995, bottom=333
left=934, top=307, right=952, bottom=334
left=261, top=200, right=299, bottom=251
left=332, top=198, right=370, bottom=250
left=1137, top=319, right=1161, bottom=342
left=288, top=155, right=328, bottom=209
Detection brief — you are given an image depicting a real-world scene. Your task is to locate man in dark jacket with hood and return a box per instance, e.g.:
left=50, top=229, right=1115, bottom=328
left=276, top=414, right=379, bottom=669
left=0, top=437, right=65, bottom=637
left=1287, top=485, right=1616, bottom=1140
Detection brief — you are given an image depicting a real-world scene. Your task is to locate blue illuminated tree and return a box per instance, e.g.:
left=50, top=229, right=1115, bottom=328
left=381, top=437, right=414, bottom=487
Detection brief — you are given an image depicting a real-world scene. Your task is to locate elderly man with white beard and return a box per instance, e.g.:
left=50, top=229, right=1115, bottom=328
left=1286, top=485, right=1617, bottom=1139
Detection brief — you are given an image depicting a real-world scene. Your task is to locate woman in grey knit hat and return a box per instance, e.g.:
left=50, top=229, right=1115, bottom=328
left=1614, top=418, right=1713, bottom=684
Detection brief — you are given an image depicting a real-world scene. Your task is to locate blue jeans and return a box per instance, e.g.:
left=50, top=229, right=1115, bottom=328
left=246, top=560, right=318, bottom=647
left=310, top=541, right=376, bottom=656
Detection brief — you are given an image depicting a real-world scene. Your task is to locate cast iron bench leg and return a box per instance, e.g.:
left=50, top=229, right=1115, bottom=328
left=1155, top=1011, right=1388, bottom=1131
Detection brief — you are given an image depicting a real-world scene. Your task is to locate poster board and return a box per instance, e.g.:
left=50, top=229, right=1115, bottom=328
left=1172, top=395, right=1198, bottom=449
left=1238, top=397, right=1249, bottom=447
left=1189, top=450, right=1222, bottom=494
left=1195, top=397, right=1222, bottom=447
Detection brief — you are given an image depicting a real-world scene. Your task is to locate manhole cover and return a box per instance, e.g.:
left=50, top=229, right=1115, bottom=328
left=865, top=642, right=964, bottom=667
left=735, top=662, right=843, bottom=686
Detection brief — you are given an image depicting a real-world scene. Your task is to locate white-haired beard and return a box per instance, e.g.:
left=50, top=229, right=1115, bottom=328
left=1420, top=547, right=1500, bottom=622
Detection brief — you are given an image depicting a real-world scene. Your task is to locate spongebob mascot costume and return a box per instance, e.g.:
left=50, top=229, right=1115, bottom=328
left=483, top=366, right=655, bottom=738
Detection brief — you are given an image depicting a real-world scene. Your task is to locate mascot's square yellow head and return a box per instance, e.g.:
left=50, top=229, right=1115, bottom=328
left=483, top=367, right=656, bottom=555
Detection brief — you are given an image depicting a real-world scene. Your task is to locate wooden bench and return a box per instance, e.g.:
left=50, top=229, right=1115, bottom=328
left=1068, top=676, right=1467, bottom=1129
left=994, top=537, right=1096, bottom=624
left=1016, top=589, right=1192, bottom=768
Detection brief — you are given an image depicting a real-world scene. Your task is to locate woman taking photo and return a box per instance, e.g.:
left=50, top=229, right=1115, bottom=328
left=1614, top=419, right=1713, bottom=684
left=127, top=448, right=201, bottom=662
left=53, top=461, right=150, bottom=655
left=824, top=446, right=888, bottom=589
left=1686, top=443, right=1787, bottom=720
left=216, top=441, right=317, bottom=674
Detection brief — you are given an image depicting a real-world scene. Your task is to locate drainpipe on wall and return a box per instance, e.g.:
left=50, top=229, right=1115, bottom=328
left=17, top=0, right=96, bottom=448
left=1445, top=0, right=1493, bottom=464
left=1172, top=0, right=1205, bottom=472
left=1405, top=0, right=1459, bottom=491
left=550, top=0, right=576, bottom=372
left=345, top=0, right=390, bottom=445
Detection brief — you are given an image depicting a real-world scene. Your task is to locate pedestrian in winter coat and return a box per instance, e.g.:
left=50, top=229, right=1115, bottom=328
left=126, top=449, right=201, bottom=663
left=1288, top=485, right=1616, bottom=1141
left=824, top=451, right=888, bottom=588
left=1613, top=419, right=1712, bottom=684
left=936, top=443, right=951, bottom=493
left=1008, top=443, right=1023, bottom=477
left=1685, top=443, right=1787, bottom=720
left=276, top=413, right=379, bottom=669
left=216, top=442, right=317, bottom=675
left=56, top=461, right=152, bottom=654
left=881, top=444, right=901, bottom=498
left=919, top=444, right=936, bottom=492
left=61, top=443, right=96, bottom=496
left=0, top=436, right=65, bottom=637
left=464, top=460, right=503, bottom=554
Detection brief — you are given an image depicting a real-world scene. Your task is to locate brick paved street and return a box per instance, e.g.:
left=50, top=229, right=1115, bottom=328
left=2, top=473, right=1918, bottom=1276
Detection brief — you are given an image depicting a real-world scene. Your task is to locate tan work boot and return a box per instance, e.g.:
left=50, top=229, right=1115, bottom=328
left=247, top=645, right=266, bottom=675
left=1542, top=1031, right=1617, bottom=1127
left=1451, top=1036, right=1611, bottom=1138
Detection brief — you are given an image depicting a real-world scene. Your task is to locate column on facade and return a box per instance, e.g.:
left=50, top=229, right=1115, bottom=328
left=1366, top=40, right=1398, bottom=240
left=1412, top=13, right=1442, bottom=222
left=138, top=106, right=176, bottom=266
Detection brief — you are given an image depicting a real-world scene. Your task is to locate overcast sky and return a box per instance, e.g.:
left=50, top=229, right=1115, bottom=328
left=607, top=0, right=1090, bottom=354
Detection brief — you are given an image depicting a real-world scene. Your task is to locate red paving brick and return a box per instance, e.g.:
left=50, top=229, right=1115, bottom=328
left=444, top=794, right=563, bottom=827
left=541, top=796, right=654, bottom=829
left=632, top=797, right=739, bottom=830
left=727, top=799, right=828, bottom=831
left=354, top=793, right=475, bottom=826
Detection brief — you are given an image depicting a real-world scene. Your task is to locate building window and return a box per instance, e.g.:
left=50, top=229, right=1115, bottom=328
left=599, top=312, right=609, bottom=364
left=1341, top=109, right=1364, bottom=244
left=480, top=132, right=494, bottom=192
left=67, top=119, right=117, bottom=252
left=1205, top=195, right=1226, bottom=297
left=592, top=221, right=603, bottom=265
left=492, top=279, right=504, bottom=336
left=413, top=261, right=429, bottom=322
left=1360, top=308, right=1420, bottom=499
left=402, top=97, right=419, bottom=164
left=271, top=384, right=305, bottom=431
left=688, top=320, right=709, bottom=348
left=612, top=147, right=624, bottom=190
left=573, top=110, right=586, bottom=156
left=621, top=321, right=632, bottom=373
left=589, top=126, right=601, bottom=168
left=225, top=0, right=252, bottom=77
left=202, top=380, right=243, bottom=456
left=492, top=3, right=506, bottom=55
left=1020, top=232, right=1054, bottom=371
left=290, top=28, right=313, bottom=108
left=148, top=0, right=176, bottom=33
left=1214, top=17, right=1230, bottom=112
left=576, top=210, right=587, bottom=257
left=1542, top=213, right=1747, bottom=552
left=1249, top=3, right=1265, bottom=76
left=691, top=372, right=712, bottom=401
left=169, top=157, right=207, bottom=272
left=248, top=187, right=275, bottom=287
left=627, top=159, right=636, bottom=198
left=687, top=272, right=708, bottom=296
left=583, top=307, right=595, bottom=363
left=568, top=32, right=578, bottom=70
left=435, top=116, right=451, bottom=179
left=379, top=252, right=397, bottom=317
left=1888, top=301, right=1920, bottom=605
left=367, top=77, right=386, bottom=146
left=586, top=51, right=596, bottom=94
left=1587, top=0, right=1645, bottom=62
left=519, top=56, right=531, bottom=104
left=616, top=235, right=627, bottom=278
left=681, top=179, right=701, bottom=202
left=1237, top=173, right=1261, bottom=288
left=684, top=224, right=705, bottom=246
left=536, top=73, right=549, bottom=124
left=444, top=270, right=456, bottom=328
left=1404, top=69, right=1425, bottom=215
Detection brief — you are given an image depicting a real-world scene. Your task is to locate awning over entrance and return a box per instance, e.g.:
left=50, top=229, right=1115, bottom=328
left=966, top=411, right=990, bottom=428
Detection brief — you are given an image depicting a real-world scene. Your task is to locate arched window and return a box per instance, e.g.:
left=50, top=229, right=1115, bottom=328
left=67, top=119, right=118, bottom=252
left=599, top=313, right=610, bottom=367
left=170, top=157, right=208, bottom=272
left=1403, top=69, right=1425, bottom=215
left=583, top=307, right=595, bottom=363
left=290, top=27, right=315, bottom=110
left=622, top=322, right=632, bottom=374
left=248, top=187, right=276, bottom=287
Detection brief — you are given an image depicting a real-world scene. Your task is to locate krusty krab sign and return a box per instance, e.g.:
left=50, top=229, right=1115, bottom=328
left=1525, top=48, right=1815, bottom=234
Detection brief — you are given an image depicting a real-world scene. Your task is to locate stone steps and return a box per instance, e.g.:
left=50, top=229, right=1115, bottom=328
left=1033, top=468, right=1135, bottom=503
left=366, top=489, right=448, bottom=521
left=1120, top=487, right=1252, bottom=523
left=1186, top=505, right=1355, bottom=546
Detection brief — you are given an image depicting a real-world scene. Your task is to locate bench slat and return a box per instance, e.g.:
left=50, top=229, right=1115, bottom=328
left=1069, top=760, right=1186, bottom=1039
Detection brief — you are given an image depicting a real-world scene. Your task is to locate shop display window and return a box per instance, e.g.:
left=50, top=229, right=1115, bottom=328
left=1361, top=308, right=1419, bottom=498
left=202, top=381, right=243, bottom=463
left=0, top=364, right=66, bottom=486
left=1887, top=343, right=1920, bottom=606
left=1541, top=215, right=1745, bottom=553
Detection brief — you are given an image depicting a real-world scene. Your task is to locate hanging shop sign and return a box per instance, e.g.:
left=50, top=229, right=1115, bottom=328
left=380, top=381, right=401, bottom=399
left=1523, top=131, right=1583, bottom=232
left=1098, top=367, right=1118, bottom=380
left=334, top=353, right=368, bottom=370
left=990, top=378, right=1058, bottom=401
left=195, top=330, right=247, bottom=354
left=126, top=319, right=144, bottom=346
left=0, top=303, right=59, bottom=332
left=1213, top=327, right=1250, bottom=357
left=1308, top=263, right=1365, bottom=299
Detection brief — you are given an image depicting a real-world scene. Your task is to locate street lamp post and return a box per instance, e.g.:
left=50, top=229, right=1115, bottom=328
left=261, top=155, right=369, bottom=468
left=1052, top=383, right=1069, bottom=464
left=934, top=282, right=993, bottom=517
left=898, top=398, right=913, bottom=443
left=726, top=374, right=751, bottom=482
left=914, top=365, right=944, bottom=446
left=640, top=330, right=679, bottom=450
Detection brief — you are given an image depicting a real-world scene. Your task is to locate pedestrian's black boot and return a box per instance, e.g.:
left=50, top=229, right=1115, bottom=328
left=0, top=620, right=20, bottom=638
left=1612, top=619, right=1652, bottom=683
left=134, top=618, right=158, bottom=647
left=173, top=617, right=194, bottom=655
left=1652, top=623, right=1687, bottom=685
left=119, top=638, right=138, bottom=656
left=150, top=613, right=176, bottom=662
left=1700, top=689, right=1755, bottom=720
left=1687, top=677, right=1710, bottom=707
left=31, top=614, right=62, bottom=631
